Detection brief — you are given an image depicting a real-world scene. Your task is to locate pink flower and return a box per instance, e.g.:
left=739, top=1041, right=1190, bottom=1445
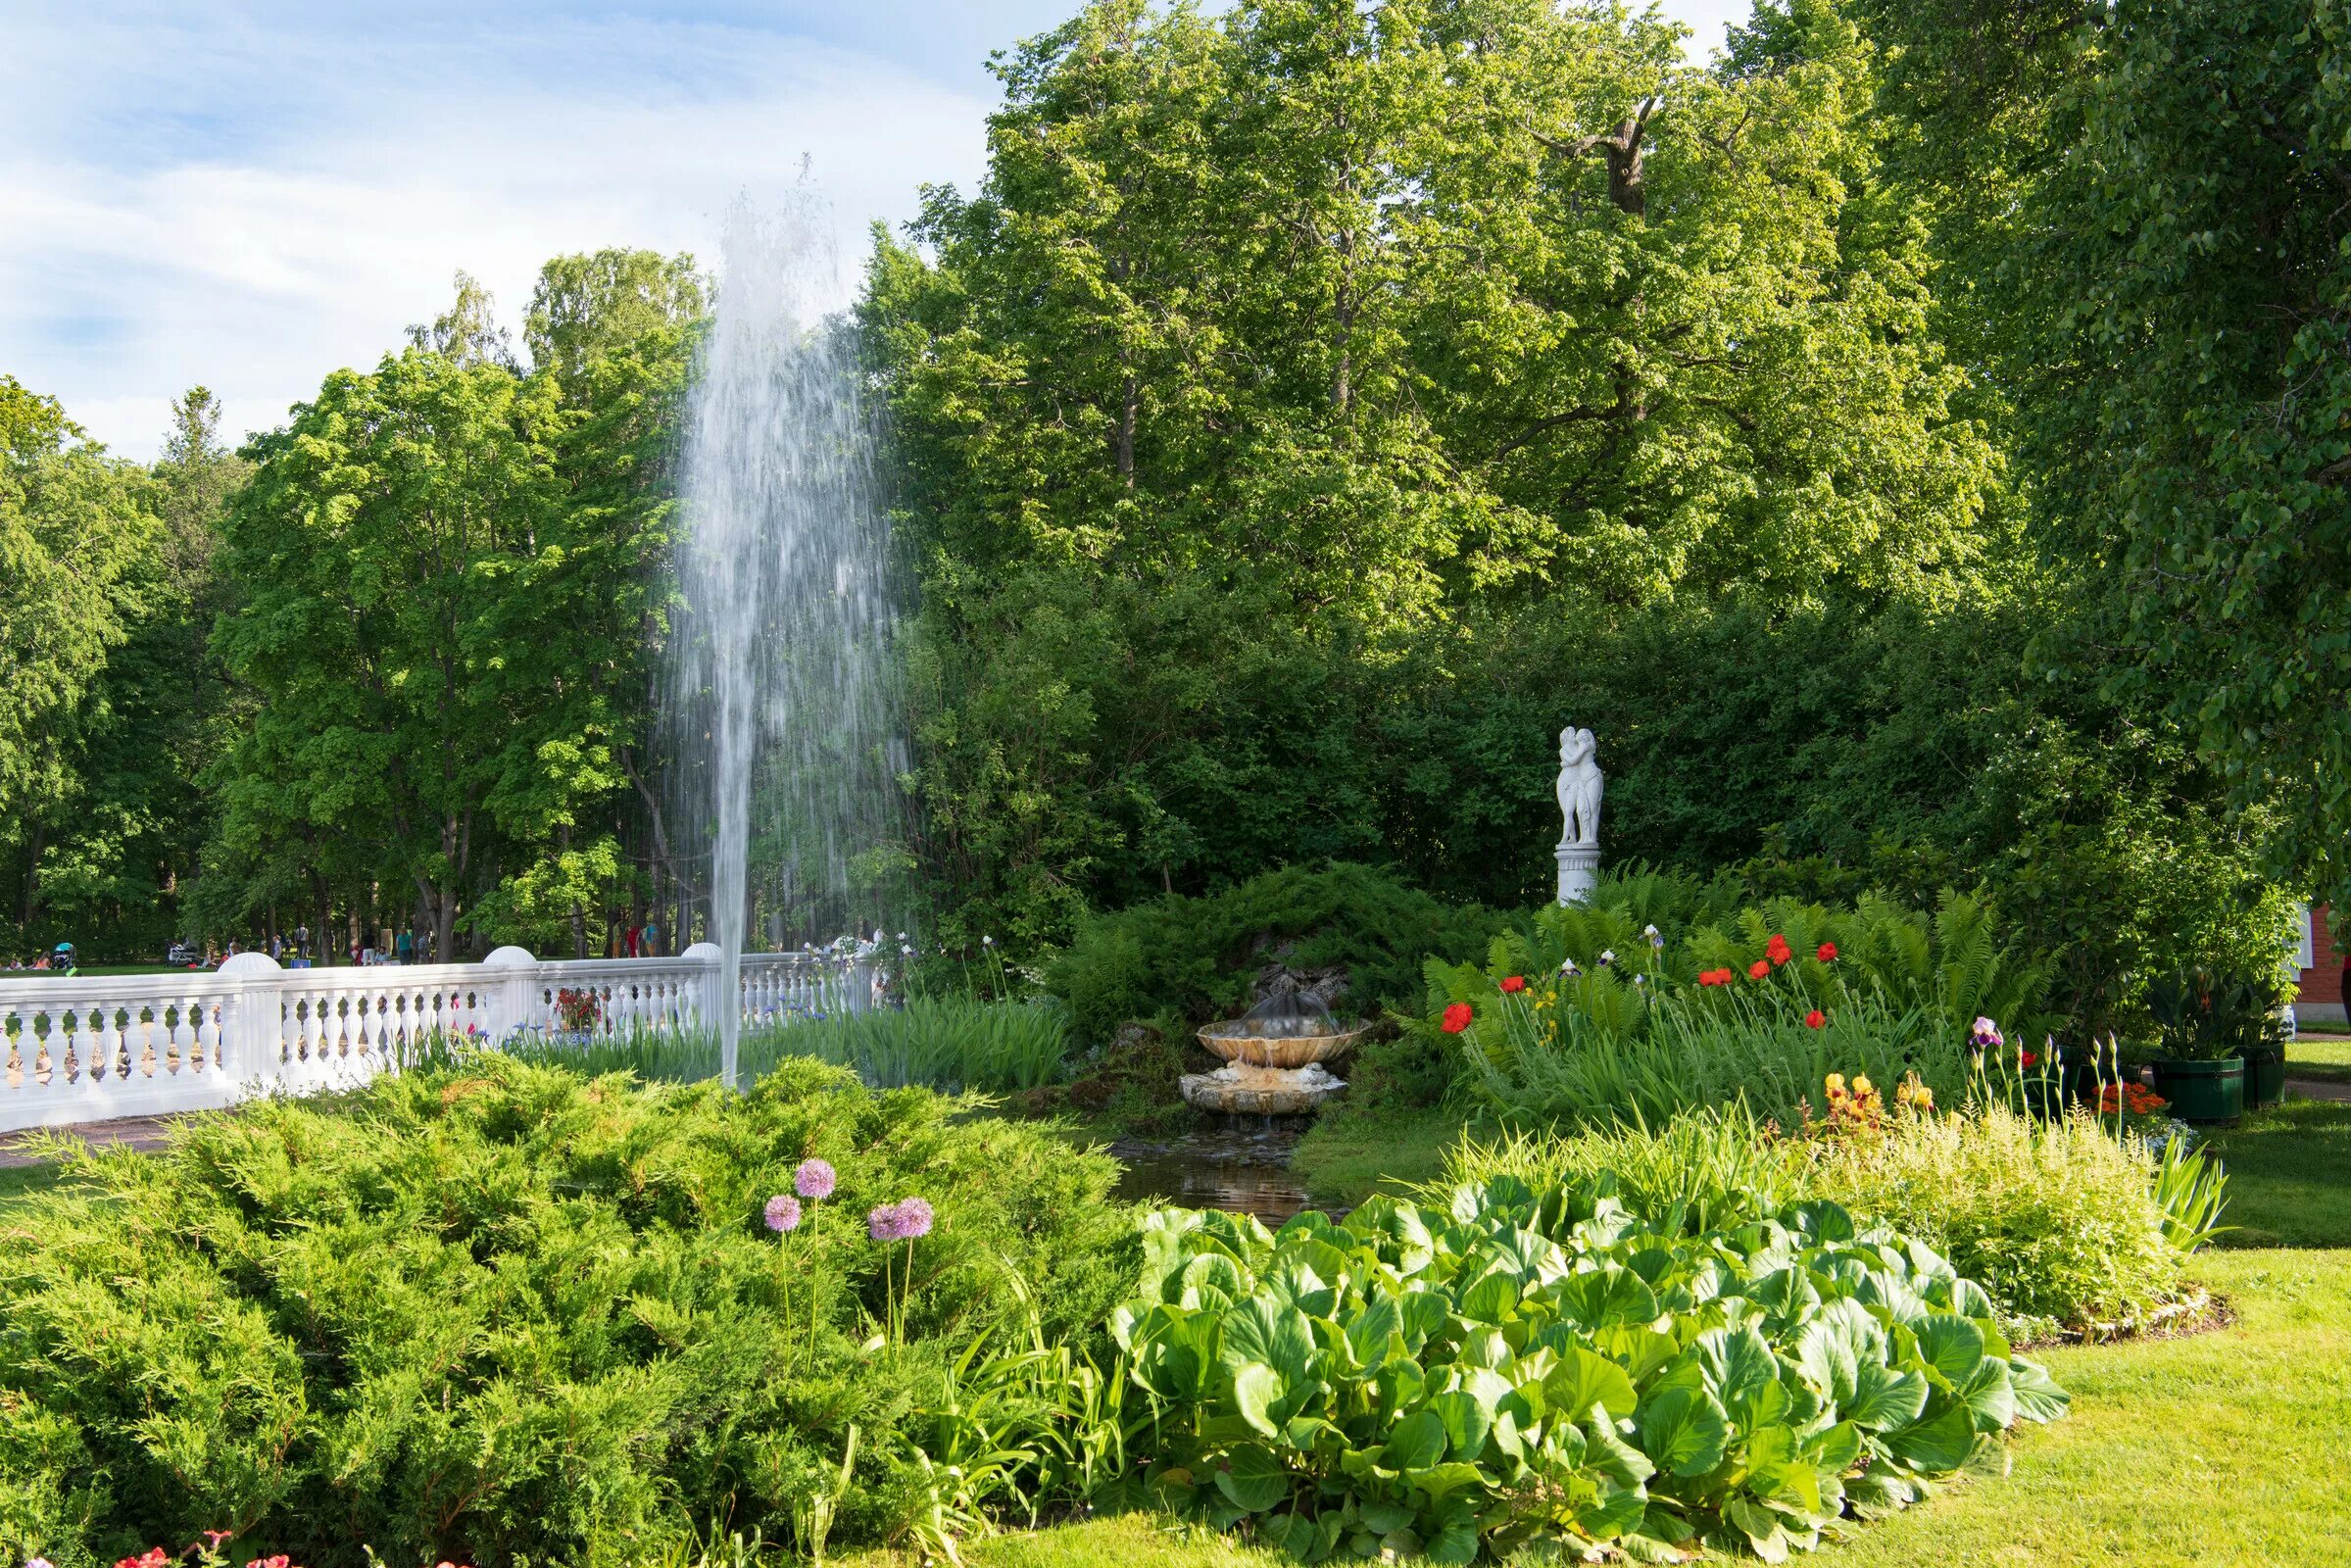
left=764, top=1194, right=802, bottom=1233
left=869, top=1197, right=936, bottom=1241
left=795, top=1158, right=837, bottom=1200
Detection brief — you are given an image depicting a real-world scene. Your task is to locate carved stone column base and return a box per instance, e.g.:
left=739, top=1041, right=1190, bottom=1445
left=1556, top=844, right=1600, bottom=906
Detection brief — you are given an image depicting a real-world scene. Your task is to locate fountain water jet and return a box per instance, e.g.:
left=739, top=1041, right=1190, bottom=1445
left=669, top=195, right=901, bottom=1087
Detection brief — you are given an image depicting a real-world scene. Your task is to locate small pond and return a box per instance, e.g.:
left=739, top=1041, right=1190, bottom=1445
left=1109, top=1114, right=1332, bottom=1224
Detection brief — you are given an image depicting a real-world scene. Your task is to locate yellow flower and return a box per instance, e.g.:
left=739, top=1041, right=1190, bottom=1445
left=1825, top=1072, right=1847, bottom=1095
left=1851, top=1074, right=1874, bottom=1097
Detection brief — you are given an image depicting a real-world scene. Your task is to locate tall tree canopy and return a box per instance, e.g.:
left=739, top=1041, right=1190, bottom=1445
left=1858, top=0, right=2349, bottom=901
left=861, top=0, right=2007, bottom=942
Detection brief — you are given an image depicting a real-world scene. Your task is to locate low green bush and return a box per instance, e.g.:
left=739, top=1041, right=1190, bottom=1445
left=1046, top=862, right=1505, bottom=1043
left=1442, top=1104, right=2208, bottom=1339
left=1115, top=1179, right=2068, bottom=1563
left=0, top=1056, right=1132, bottom=1565
left=485, top=996, right=1076, bottom=1096
left=1802, top=1108, right=2189, bottom=1336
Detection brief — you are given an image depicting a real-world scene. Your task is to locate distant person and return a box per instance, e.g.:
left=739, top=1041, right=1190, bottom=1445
left=625, top=924, right=641, bottom=957
left=642, top=920, right=660, bottom=957
left=396, top=927, right=414, bottom=963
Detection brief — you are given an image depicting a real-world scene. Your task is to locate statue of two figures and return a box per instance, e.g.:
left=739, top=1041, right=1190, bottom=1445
left=1555, top=725, right=1602, bottom=905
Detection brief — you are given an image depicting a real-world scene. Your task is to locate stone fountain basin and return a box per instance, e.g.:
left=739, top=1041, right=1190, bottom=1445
left=1196, top=1020, right=1368, bottom=1069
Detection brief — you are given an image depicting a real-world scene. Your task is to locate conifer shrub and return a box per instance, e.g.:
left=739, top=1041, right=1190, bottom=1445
left=0, top=1056, right=1133, bottom=1565
left=1045, top=861, right=1505, bottom=1043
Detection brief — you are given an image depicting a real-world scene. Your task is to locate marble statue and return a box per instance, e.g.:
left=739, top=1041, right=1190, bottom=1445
left=1554, top=725, right=1602, bottom=905
left=1556, top=725, right=1603, bottom=847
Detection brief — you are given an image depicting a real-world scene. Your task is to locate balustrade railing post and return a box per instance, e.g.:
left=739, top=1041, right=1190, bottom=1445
left=216, top=950, right=283, bottom=1099
left=681, top=942, right=725, bottom=1032
left=481, top=947, right=540, bottom=1046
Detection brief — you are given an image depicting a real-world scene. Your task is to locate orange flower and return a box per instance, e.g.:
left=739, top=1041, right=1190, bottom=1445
left=1748, top=959, right=1771, bottom=980
left=1766, top=933, right=1793, bottom=965
left=1499, top=975, right=1526, bottom=994
left=1804, top=1009, right=1826, bottom=1029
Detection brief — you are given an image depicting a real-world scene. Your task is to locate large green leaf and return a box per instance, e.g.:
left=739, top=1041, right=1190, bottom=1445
left=1698, top=1325, right=1787, bottom=1430
left=1385, top=1409, right=1447, bottom=1472
left=2008, top=1357, right=2072, bottom=1423
left=1214, top=1445, right=1291, bottom=1512
left=1232, top=1360, right=1284, bottom=1439
left=1222, top=1296, right=1315, bottom=1382
left=1559, top=1264, right=1662, bottom=1328
left=1914, top=1313, right=1986, bottom=1386
left=1637, top=1386, right=1731, bottom=1478
left=1543, top=1347, right=1639, bottom=1420
left=1884, top=1403, right=1977, bottom=1473
left=1845, top=1358, right=1930, bottom=1431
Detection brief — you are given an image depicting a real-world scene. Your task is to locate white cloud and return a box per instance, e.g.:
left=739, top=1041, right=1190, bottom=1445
left=1, top=9, right=997, bottom=457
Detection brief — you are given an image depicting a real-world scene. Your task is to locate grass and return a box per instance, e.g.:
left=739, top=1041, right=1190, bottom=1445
left=1287, top=1102, right=1460, bottom=1205
left=0, top=1161, right=63, bottom=1209
left=2202, top=1096, right=2351, bottom=1248
left=2287, top=1034, right=2351, bottom=1084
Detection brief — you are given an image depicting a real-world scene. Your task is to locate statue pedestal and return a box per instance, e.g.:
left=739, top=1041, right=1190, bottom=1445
left=1556, top=844, right=1599, bottom=906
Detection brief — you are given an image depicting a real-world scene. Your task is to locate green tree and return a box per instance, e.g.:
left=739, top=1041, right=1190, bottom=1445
left=214, top=349, right=567, bottom=958
left=0, top=376, right=160, bottom=941
left=1855, top=0, right=2343, bottom=900
left=861, top=0, right=2007, bottom=945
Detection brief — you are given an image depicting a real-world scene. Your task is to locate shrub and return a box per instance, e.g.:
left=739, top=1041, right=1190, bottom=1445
left=1115, top=1180, right=2068, bottom=1563
left=1441, top=1105, right=2203, bottom=1338
left=488, top=996, right=1076, bottom=1095
left=0, top=1056, right=1133, bottom=1565
left=1803, top=1107, right=2188, bottom=1336
left=1046, top=861, right=1504, bottom=1043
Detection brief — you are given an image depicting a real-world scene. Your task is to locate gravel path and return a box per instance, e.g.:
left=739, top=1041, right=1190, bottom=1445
left=0, top=1112, right=189, bottom=1167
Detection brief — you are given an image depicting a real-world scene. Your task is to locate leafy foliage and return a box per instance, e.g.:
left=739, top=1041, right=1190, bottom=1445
left=0, top=1056, right=1133, bottom=1564
left=1045, top=861, right=1504, bottom=1043
left=1113, top=1176, right=2066, bottom=1563
left=1444, top=1102, right=2207, bottom=1340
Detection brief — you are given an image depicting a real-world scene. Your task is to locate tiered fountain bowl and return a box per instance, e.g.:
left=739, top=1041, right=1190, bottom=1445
left=1183, top=992, right=1366, bottom=1115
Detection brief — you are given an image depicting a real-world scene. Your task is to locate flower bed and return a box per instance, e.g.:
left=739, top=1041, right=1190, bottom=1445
left=1115, top=1178, right=2067, bottom=1562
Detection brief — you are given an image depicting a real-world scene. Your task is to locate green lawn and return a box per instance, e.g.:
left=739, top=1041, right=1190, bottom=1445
left=2204, top=1096, right=2351, bottom=1248
left=2288, top=1035, right=2351, bottom=1084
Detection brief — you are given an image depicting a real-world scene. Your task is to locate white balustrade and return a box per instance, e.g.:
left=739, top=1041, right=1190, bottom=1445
left=0, top=947, right=872, bottom=1132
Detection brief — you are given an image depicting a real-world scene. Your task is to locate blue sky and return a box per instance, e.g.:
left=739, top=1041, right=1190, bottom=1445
left=0, top=1, right=1749, bottom=458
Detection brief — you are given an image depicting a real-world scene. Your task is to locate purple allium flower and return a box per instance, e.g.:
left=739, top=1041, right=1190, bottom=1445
left=764, top=1194, right=802, bottom=1233
left=868, top=1203, right=902, bottom=1242
left=894, top=1197, right=934, bottom=1239
left=795, top=1157, right=837, bottom=1200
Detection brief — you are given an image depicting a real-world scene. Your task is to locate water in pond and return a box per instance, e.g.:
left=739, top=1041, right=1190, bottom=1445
left=1110, top=1116, right=1334, bottom=1225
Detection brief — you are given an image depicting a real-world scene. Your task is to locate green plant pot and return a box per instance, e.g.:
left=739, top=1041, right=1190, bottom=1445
left=2151, top=1057, right=2244, bottom=1126
left=2240, top=1051, right=2286, bottom=1110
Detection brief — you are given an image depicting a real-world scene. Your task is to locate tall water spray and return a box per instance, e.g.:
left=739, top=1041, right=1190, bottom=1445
left=670, top=197, right=900, bottom=1088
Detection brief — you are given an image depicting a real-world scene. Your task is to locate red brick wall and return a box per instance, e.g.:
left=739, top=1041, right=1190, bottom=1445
left=2300, top=905, right=2343, bottom=1004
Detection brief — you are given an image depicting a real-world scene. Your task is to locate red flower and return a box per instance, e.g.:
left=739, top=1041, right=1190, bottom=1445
left=1765, top=933, right=1793, bottom=966
left=1499, top=975, right=1526, bottom=994
left=1697, top=968, right=1727, bottom=987
left=1817, top=942, right=1837, bottom=961
left=1441, top=1003, right=1474, bottom=1034
left=2021, top=1050, right=2039, bottom=1069
left=1748, top=959, right=1771, bottom=980
left=1805, top=1009, right=1826, bottom=1029
left=118, top=1553, right=171, bottom=1568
